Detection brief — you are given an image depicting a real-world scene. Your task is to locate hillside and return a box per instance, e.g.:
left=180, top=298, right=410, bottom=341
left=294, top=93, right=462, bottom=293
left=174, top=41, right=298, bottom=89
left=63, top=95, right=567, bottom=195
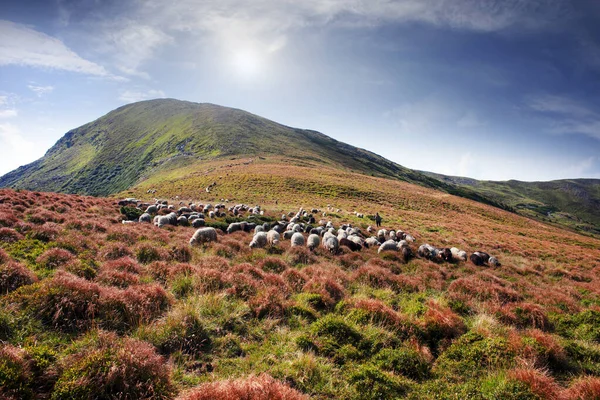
left=423, top=172, right=600, bottom=235
left=0, top=99, right=449, bottom=197
left=1, top=175, right=600, bottom=398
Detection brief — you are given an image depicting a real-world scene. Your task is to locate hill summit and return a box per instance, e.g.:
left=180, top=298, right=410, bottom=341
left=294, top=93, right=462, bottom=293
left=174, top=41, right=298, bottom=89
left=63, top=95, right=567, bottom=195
left=0, top=99, right=441, bottom=196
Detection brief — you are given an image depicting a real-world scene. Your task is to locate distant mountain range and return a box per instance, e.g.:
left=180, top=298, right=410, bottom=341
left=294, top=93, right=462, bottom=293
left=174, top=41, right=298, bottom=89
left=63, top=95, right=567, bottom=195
left=1, top=98, right=598, bottom=235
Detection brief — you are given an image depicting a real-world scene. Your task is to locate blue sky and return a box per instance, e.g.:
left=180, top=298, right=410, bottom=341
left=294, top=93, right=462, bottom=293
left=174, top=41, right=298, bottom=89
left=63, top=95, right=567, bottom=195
left=1, top=0, right=600, bottom=181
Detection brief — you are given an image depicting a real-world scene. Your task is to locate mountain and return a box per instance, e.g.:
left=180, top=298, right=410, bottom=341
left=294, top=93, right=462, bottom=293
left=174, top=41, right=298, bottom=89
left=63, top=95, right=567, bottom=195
left=0, top=99, right=500, bottom=205
left=422, top=172, right=600, bottom=235
left=1, top=98, right=598, bottom=235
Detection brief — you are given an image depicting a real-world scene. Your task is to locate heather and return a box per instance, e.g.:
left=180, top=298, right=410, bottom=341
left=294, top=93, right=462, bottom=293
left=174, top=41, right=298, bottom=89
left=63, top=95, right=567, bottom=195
left=1, top=188, right=600, bottom=399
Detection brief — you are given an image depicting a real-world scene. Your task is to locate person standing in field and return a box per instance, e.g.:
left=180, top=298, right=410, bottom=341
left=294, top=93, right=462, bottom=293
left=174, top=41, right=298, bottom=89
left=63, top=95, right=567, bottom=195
left=375, top=212, right=382, bottom=227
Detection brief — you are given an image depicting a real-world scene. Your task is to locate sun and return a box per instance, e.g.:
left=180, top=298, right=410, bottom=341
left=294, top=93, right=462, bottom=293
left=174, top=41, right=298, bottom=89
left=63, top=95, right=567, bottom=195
left=231, top=48, right=263, bottom=79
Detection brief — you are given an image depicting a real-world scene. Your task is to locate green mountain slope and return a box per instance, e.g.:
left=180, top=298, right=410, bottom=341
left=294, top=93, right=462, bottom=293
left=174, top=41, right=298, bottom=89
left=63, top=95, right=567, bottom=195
left=423, top=172, right=600, bottom=235
left=0, top=99, right=451, bottom=196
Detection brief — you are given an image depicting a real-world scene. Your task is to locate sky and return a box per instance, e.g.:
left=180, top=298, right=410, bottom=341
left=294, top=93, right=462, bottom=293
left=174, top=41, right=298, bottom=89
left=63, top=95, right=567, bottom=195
left=1, top=0, right=600, bottom=181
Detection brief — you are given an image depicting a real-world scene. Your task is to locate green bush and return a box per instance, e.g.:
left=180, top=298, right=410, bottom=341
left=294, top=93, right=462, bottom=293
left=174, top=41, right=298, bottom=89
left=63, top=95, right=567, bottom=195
left=120, top=206, right=143, bottom=221
left=374, top=347, right=431, bottom=381
left=552, top=310, right=600, bottom=342
left=349, top=364, right=411, bottom=400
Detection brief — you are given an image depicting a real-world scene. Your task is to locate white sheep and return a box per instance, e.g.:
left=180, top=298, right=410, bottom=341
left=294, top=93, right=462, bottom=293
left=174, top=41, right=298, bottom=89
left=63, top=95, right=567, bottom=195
left=378, top=240, right=398, bottom=254
left=189, top=227, right=218, bottom=246
left=254, top=225, right=265, bottom=234
left=365, top=237, right=380, bottom=248
left=322, top=233, right=339, bottom=254
left=291, top=232, right=305, bottom=247
left=249, top=232, right=268, bottom=249
left=488, top=256, right=501, bottom=267
left=139, top=213, right=152, bottom=223
left=307, top=234, right=321, bottom=251
left=404, top=234, right=415, bottom=243
left=267, top=230, right=280, bottom=246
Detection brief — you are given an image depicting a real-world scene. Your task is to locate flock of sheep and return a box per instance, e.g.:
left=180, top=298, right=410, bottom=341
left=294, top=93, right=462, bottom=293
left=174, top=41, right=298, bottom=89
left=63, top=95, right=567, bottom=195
left=123, top=199, right=501, bottom=267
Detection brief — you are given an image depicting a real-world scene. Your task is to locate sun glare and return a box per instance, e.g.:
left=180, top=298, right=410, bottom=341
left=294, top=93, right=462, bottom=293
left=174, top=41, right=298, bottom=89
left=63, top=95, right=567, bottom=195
left=231, top=48, right=263, bottom=79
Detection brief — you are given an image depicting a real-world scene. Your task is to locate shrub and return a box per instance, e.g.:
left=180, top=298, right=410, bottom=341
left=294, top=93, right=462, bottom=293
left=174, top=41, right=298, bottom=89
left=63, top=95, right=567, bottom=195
left=286, top=246, right=317, bottom=266
left=349, top=364, right=410, bottom=400
left=0, top=228, right=23, bottom=243
left=101, top=257, right=141, bottom=274
left=507, top=367, right=561, bottom=400
left=0, top=211, right=18, bottom=228
left=0, top=261, right=37, bottom=294
left=176, top=374, right=308, bottom=400
left=136, top=243, right=168, bottom=264
left=52, top=331, right=174, bottom=399
left=100, top=243, right=133, bottom=260
left=120, top=205, right=143, bottom=221
left=96, top=269, right=140, bottom=288
left=422, top=300, right=466, bottom=347
left=258, top=257, right=288, bottom=273
left=564, top=376, right=600, bottom=400
left=302, top=277, right=345, bottom=308
left=35, top=248, right=74, bottom=270
left=374, top=347, right=431, bottom=381
left=169, top=245, right=192, bottom=263
left=552, top=310, right=600, bottom=342
left=27, top=224, right=59, bottom=242
left=0, top=344, right=33, bottom=399
left=282, top=268, right=308, bottom=292
left=138, top=303, right=211, bottom=356
left=249, top=287, right=289, bottom=318
left=20, top=272, right=102, bottom=332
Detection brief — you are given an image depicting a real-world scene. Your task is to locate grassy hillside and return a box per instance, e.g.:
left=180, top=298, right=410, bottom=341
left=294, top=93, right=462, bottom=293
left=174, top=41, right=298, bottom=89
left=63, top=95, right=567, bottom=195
left=1, top=167, right=600, bottom=399
left=0, top=99, right=453, bottom=197
left=423, top=172, right=600, bottom=235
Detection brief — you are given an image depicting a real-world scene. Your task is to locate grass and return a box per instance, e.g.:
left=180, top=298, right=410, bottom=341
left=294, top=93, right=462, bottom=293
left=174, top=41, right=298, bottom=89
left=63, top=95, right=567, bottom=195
left=0, top=180, right=599, bottom=398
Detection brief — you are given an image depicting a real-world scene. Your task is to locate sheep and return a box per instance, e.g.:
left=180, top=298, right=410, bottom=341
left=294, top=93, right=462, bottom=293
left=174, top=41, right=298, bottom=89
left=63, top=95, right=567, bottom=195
left=418, top=244, right=436, bottom=259
left=488, top=256, right=501, bottom=267
left=227, top=222, right=243, bottom=234
left=192, top=219, right=205, bottom=228
left=254, top=225, right=265, bottom=234
left=189, top=227, right=218, bottom=246
left=177, top=216, right=190, bottom=226
left=367, top=226, right=374, bottom=234
left=307, top=234, right=320, bottom=251
left=145, top=205, right=158, bottom=214
left=153, top=215, right=161, bottom=226
left=291, top=232, right=305, bottom=247
left=364, top=237, right=380, bottom=248
left=157, top=216, right=172, bottom=228
left=249, top=232, right=268, bottom=249
left=139, top=213, right=152, bottom=223
left=389, top=230, right=397, bottom=241
left=337, top=230, right=348, bottom=240
left=283, top=230, right=295, bottom=240
left=267, top=230, right=280, bottom=246
left=208, top=211, right=215, bottom=219
left=470, top=251, right=491, bottom=266
left=340, top=237, right=362, bottom=252
left=322, top=234, right=339, bottom=254
left=404, top=234, right=415, bottom=243
left=378, top=240, right=398, bottom=254
left=450, top=247, right=468, bottom=262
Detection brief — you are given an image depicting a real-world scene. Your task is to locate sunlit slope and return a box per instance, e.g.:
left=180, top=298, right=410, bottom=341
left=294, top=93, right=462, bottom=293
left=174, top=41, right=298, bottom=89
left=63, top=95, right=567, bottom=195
left=0, top=99, right=447, bottom=196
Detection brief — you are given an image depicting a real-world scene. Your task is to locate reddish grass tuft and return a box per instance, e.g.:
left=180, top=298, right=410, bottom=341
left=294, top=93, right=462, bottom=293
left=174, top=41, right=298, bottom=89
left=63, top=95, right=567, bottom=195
left=101, top=257, right=141, bottom=274
left=249, top=287, right=289, bottom=318
left=0, top=261, right=38, bottom=294
left=422, top=299, right=466, bottom=343
left=508, top=367, right=561, bottom=400
left=0, top=344, right=33, bottom=399
left=0, top=248, right=9, bottom=264
left=176, top=374, right=308, bottom=400
left=302, top=277, right=345, bottom=308
left=0, top=211, right=18, bottom=227
left=0, top=227, right=23, bottom=243
left=100, top=243, right=133, bottom=261
left=258, top=257, right=288, bottom=273
left=27, top=223, right=60, bottom=242
left=493, top=302, right=549, bottom=330
left=564, top=376, right=600, bottom=400
left=36, top=248, right=75, bottom=270
left=286, top=246, right=317, bottom=266
left=282, top=268, right=308, bottom=292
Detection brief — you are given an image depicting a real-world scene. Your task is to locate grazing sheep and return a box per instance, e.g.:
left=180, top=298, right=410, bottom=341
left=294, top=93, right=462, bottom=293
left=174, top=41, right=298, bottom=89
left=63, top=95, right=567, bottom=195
left=450, top=247, right=468, bottom=262
left=139, top=213, right=152, bottom=223
left=322, top=234, right=339, bottom=254
left=307, top=234, right=321, bottom=251
left=389, top=230, right=397, bottom=241
left=291, top=232, right=305, bottom=247
left=192, top=219, right=205, bottom=228
left=337, top=230, right=348, bottom=240
left=364, top=237, right=380, bottom=248
left=208, top=211, right=215, bottom=219
left=157, top=216, right=172, bottom=228
left=254, top=225, right=265, bottom=234
left=438, top=247, right=453, bottom=262
left=418, top=244, right=436, bottom=260
left=340, top=237, right=362, bottom=252
left=404, top=234, right=415, bottom=243
left=470, top=251, right=491, bottom=266
left=283, top=230, right=295, bottom=240
left=227, top=222, right=243, bottom=234
left=378, top=240, right=398, bottom=254
left=249, top=232, right=268, bottom=248
left=267, top=230, right=281, bottom=246
left=367, top=226, right=374, bottom=233
left=189, top=227, right=218, bottom=246
left=488, top=256, right=501, bottom=267
left=145, top=205, right=158, bottom=214
left=177, top=216, right=190, bottom=226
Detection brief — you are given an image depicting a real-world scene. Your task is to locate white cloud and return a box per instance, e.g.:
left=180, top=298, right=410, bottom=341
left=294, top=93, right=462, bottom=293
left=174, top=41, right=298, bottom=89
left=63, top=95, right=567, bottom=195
left=0, top=109, right=17, bottom=118
left=28, top=84, right=54, bottom=97
left=0, top=123, right=43, bottom=175
left=0, top=20, right=110, bottom=76
left=118, top=89, right=166, bottom=103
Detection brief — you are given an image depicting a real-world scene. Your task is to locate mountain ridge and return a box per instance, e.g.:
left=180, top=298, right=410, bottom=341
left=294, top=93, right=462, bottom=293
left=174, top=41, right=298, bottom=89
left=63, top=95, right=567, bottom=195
left=1, top=98, right=598, bottom=234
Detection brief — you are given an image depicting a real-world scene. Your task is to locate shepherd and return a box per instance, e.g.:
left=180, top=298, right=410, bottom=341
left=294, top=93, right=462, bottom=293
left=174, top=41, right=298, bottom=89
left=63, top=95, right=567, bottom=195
left=375, top=212, right=382, bottom=227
